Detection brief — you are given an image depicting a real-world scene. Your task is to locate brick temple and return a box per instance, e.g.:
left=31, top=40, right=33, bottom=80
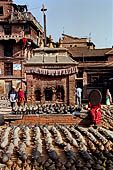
left=24, top=39, right=78, bottom=106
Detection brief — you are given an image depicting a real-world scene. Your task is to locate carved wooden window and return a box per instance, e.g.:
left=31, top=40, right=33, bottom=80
left=4, top=44, right=13, bottom=57
left=0, top=7, right=3, bottom=16
left=4, top=25, right=11, bottom=35
left=4, top=62, right=13, bottom=76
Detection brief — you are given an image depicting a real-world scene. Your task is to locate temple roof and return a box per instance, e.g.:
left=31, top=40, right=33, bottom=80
left=25, top=47, right=78, bottom=65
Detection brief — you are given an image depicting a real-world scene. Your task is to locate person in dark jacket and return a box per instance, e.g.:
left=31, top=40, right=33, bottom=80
left=8, top=86, right=18, bottom=109
left=24, top=90, right=27, bottom=106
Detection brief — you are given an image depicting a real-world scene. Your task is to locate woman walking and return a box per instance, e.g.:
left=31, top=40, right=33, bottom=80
left=106, top=89, right=112, bottom=105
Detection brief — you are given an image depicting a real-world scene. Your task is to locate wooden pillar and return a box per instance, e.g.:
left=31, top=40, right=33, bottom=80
left=63, top=78, right=67, bottom=104
left=26, top=75, right=34, bottom=104
left=68, top=74, right=76, bottom=106
left=52, top=87, right=56, bottom=103
left=83, top=71, right=88, bottom=99
left=41, top=86, right=45, bottom=104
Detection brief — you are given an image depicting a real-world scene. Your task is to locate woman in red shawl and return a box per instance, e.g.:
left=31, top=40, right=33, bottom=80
left=88, top=102, right=101, bottom=126
left=18, top=88, right=25, bottom=106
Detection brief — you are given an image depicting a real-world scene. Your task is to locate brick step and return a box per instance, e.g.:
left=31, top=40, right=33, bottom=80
left=8, top=114, right=91, bottom=126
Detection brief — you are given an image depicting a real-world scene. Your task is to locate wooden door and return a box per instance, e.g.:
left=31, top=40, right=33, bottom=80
left=5, top=81, right=12, bottom=96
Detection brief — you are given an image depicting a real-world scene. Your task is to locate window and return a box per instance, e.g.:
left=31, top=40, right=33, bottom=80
left=4, top=44, right=13, bottom=57
left=24, top=25, right=30, bottom=34
left=0, top=7, right=3, bottom=16
left=4, top=25, right=11, bottom=35
left=4, top=62, right=13, bottom=76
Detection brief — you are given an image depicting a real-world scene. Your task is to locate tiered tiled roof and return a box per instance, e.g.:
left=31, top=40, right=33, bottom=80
left=68, top=47, right=112, bottom=58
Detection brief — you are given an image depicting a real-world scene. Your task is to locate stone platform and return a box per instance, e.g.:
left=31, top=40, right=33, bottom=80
left=3, top=113, right=90, bottom=126
left=0, top=102, right=91, bottom=126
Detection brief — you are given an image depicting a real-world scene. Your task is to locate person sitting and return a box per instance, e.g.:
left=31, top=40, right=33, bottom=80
left=88, top=89, right=102, bottom=127
left=88, top=102, right=101, bottom=126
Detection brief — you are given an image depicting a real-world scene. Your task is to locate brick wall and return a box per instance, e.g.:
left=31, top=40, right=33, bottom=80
left=0, top=62, right=4, bottom=77
left=10, top=114, right=91, bottom=126
left=0, top=25, right=4, bottom=35
left=0, top=1, right=13, bottom=20
left=0, top=44, right=4, bottom=56
left=62, top=35, right=89, bottom=48
left=26, top=73, right=76, bottom=105
left=12, top=25, right=24, bottom=36
left=0, top=60, right=24, bottom=78
left=13, top=44, right=23, bottom=58
left=62, top=36, right=76, bottom=48
left=31, top=27, right=37, bottom=39
left=0, top=43, right=24, bottom=58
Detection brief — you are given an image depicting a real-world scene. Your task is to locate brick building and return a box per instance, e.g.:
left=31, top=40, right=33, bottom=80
left=0, top=0, right=43, bottom=96
left=24, top=41, right=78, bottom=106
left=62, top=34, right=113, bottom=103
left=62, top=33, right=95, bottom=49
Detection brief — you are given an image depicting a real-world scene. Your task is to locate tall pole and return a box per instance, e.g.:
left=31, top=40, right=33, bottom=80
left=41, top=4, right=47, bottom=47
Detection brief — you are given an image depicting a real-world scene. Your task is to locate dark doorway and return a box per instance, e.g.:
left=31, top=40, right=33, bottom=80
left=56, top=85, right=64, bottom=102
left=44, top=87, right=53, bottom=101
left=5, top=81, right=12, bottom=96
left=35, top=89, right=41, bottom=101
left=4, top=43, right=13, bottom=57
left=0, top=6, right=3, bottom=16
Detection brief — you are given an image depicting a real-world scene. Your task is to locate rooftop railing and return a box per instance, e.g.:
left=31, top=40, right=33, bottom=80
left=10, top=12, right=43, bottom=32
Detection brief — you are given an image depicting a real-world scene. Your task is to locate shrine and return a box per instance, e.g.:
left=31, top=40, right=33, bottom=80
left=24, top=40, right=78, bottom=106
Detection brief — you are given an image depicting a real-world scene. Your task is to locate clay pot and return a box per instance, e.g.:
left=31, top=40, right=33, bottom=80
left=12, top=162, right=17, bottom=170
left=93, top=163, right=103, bottom=170
left=14, top=165, right=21, bottom=170
left=7, top=159, right=13, bottom=168
left=25, top=164, right=31, bottom=170
left=85, top=162, right=92, bottom=168
left=65, top=161, right=71, bottom=168
left=76, top=160, right=84, bottom=168
left=17, top=158, right=22, bottom=167
left=2, top=153, right=9, bottom=163
left=99, top=144, right=104, bottom=151
left=22, top=160, right=27, bottom=168
left=4, top=166, right=10, bottom=170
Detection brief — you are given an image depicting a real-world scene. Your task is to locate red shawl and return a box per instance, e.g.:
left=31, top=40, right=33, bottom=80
left=18, top=90, right=25, bottom=102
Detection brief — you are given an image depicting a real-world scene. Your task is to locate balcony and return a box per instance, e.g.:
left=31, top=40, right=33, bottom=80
left=0, top=34, right=38, bottom=45
left=0, top=34, right=23, bottom=40
left=10, top=12, right=43, bottom=33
